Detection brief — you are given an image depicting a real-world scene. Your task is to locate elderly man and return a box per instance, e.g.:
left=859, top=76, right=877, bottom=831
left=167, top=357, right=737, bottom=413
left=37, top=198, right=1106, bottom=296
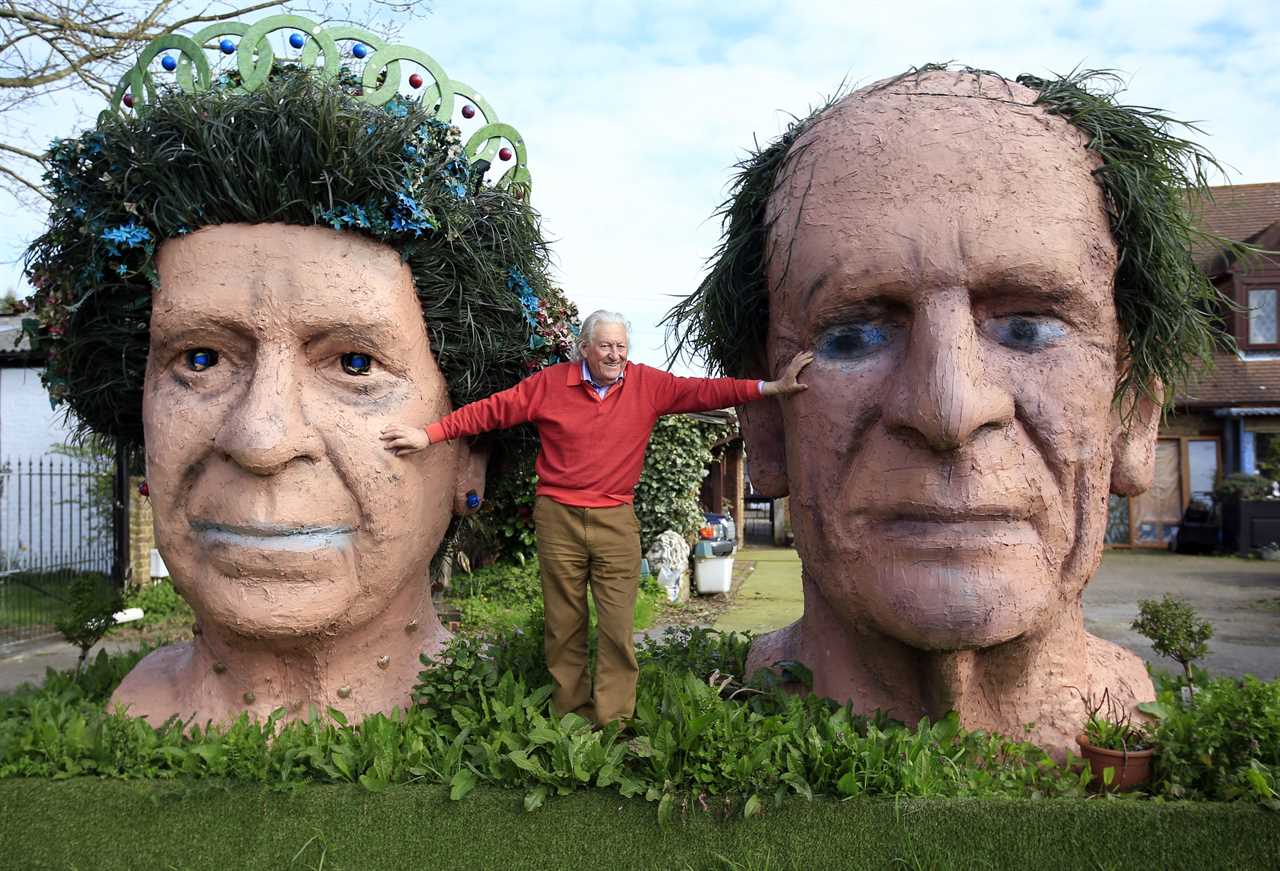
left=666, top=66, right=1234, bottom=755
left=383, top=310, right=811, bottom=725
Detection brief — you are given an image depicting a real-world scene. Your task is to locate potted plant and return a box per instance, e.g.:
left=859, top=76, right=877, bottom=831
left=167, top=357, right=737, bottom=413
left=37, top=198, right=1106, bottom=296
left=1076, top=688, right=1156, bottom=792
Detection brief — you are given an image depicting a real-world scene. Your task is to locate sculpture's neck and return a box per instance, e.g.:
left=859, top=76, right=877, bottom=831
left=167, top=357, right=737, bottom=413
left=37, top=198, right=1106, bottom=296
left=797, top=571, right=1090, bottom=747
left=184, top=581, right=448, bottom=724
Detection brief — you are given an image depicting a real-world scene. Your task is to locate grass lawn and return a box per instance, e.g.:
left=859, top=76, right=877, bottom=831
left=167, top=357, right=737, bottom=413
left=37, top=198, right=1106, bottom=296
left=0, top=570, right=104, bottom=638
left=714, top=546, right=803, bottom=635
left=0, top=780, right=1276, bottom=870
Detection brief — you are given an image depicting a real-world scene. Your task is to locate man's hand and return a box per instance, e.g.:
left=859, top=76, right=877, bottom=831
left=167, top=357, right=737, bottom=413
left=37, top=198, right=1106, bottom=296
left=380, top=423, right=431, bottom=456
left=762, top=350, right=814, bottom=397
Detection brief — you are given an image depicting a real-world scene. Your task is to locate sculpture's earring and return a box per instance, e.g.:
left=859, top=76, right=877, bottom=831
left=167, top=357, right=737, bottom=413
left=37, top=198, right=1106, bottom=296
left=465, top=490, right=481, bottom=510
left=138, top=480, right=150, bottom=498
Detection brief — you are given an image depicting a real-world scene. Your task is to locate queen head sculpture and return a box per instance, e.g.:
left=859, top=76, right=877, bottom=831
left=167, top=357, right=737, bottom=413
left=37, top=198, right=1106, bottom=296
left=23, top=17, right=576, bottom=727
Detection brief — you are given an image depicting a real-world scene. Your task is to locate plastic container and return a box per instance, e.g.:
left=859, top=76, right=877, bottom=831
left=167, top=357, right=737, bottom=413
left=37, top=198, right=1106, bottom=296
left=694, top=555, right=733, bottom=595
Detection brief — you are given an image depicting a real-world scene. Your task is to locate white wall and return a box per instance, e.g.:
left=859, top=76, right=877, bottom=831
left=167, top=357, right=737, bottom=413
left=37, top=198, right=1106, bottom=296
left=0, top=367, right=74, bottom=460
left=1, top=367, right=107, bottom=570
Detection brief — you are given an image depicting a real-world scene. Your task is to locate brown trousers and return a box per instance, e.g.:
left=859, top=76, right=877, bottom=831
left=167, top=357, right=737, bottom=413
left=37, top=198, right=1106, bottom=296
left=533, top=495, right=642, bottom=725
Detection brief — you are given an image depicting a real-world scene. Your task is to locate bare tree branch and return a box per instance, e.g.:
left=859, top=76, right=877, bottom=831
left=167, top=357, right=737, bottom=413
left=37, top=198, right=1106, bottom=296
left=0, top=160, right=51, bottom=200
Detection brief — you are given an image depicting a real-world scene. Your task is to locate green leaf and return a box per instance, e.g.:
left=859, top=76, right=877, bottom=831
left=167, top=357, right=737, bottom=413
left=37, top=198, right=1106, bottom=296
left=523, top=785, right=548, bottom=812
left=450, top=767, right=477, bottom=801
left=657, top=792, right=674, bottom=827
left=743, top=794, right=763, bottom=818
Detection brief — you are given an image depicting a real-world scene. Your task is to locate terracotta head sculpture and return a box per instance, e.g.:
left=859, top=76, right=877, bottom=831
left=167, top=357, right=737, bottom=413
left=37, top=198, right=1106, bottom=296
left=23, top=20, right=576, bottom=726
left=667, top=66, right=1234, bottom=755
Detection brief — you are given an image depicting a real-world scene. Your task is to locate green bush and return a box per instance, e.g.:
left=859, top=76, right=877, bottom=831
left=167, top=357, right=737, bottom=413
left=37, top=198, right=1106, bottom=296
left=1132, top=595, right=1212, bottom=690
left=0, top=625, right=1089, bottom=816
left=1212, top=472, right=1275, bottom=504
left=1150, top=675, right=1280, bottom=807
left=634, top=415, right=730, bottom=553
left=123, top=579, right=194, bottom=628
left=55, top=574, right=123, bottom=673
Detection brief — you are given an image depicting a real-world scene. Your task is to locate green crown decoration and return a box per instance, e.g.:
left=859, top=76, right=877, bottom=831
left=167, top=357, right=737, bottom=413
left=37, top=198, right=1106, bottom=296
left=106, top=14, right=530, bottom=192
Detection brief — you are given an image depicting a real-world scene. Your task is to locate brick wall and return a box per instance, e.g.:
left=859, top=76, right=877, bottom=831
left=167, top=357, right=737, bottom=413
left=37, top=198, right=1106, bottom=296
left=128, top=475, right=155, bottom=589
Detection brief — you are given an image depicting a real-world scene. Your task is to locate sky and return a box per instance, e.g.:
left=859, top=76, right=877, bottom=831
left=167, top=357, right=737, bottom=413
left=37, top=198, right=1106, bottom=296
left=2, top=0, right=1277, bottom=375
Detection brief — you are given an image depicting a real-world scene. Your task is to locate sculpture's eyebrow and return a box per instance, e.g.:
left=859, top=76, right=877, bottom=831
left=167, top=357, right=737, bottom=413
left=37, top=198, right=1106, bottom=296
left=149, top=309, right=252, bottom=344
left=296, top=315, right=405, bottom=348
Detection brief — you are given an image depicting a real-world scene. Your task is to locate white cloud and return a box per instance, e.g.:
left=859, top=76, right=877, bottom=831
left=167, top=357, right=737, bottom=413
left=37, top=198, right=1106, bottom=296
left=2, top=0, right=1276, bottom=376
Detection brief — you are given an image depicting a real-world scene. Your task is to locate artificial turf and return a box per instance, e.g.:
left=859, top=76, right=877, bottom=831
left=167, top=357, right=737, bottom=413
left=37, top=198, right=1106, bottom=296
left=0, top=780, right=1276, bottom=870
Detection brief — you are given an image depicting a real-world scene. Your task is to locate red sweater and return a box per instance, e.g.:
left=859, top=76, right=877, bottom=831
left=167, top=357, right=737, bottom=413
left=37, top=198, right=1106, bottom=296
left=427, top=361, right=763, bottom=507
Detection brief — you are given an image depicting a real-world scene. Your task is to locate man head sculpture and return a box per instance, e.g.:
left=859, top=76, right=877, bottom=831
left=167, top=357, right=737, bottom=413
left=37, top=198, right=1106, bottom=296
left=668, top=66, right=1232, bottom=755
left=23, top=22, right=576, bottom=726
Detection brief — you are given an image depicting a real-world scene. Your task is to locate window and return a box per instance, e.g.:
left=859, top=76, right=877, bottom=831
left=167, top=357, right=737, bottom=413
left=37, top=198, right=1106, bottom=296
left=1248, top=287, right=1278, bottom=345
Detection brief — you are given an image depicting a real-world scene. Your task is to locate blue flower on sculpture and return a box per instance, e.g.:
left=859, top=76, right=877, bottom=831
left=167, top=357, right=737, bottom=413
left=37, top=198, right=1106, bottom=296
left=100, top=222, right=152, bottom=255
left=507, top=267, right=540, bottom=326
left=384, top=98, right=410, bottom=118
left=389, top=192, right=433, bottom=236
left=321, top=203, right=371, bottom=231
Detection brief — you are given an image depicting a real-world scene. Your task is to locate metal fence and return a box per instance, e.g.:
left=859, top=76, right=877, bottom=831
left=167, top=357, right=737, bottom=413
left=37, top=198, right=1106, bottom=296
left=0, top=455, right=114, bottom=647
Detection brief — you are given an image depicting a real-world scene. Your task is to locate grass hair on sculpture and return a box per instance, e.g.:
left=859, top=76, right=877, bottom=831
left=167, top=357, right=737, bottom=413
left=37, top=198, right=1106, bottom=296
left=23, top=17, right=577, bottom=451
left=664, top=64, right=1254, bottom=415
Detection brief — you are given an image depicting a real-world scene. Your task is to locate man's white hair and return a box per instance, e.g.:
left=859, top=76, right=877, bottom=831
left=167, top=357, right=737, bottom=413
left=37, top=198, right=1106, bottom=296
left=576, top=309, right=631, bottom=359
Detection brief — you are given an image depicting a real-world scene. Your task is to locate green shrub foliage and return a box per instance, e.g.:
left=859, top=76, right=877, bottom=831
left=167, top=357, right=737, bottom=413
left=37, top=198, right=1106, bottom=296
left=55, top=575, right=124, bottom=673
left=0, top=626, right=1096, bottom=816
left=1150, top=673, right=1280, bottom=808
left=634, top=415, right=730, bottom=553
left=1132, top=595, right=1213, bottom=690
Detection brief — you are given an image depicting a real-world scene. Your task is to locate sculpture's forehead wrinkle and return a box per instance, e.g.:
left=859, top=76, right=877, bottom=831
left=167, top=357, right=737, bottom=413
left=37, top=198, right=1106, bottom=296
left=763, top=71, right=1117, bottom=323
left=152, top=223, right=418, bottom=340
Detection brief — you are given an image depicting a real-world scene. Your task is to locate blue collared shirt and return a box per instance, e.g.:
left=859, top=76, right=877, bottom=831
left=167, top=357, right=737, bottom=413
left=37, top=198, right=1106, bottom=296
left=582, top=359, right=624, bottom=398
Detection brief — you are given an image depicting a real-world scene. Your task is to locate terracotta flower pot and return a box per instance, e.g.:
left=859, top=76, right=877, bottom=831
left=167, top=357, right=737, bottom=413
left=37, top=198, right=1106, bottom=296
left=1076, top=734, right=1155, bottom=792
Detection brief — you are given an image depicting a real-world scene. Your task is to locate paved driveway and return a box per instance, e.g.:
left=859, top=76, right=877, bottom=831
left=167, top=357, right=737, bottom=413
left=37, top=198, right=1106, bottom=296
left=717, top=547, right=1280, bottom=681
left=1085, top=550, right=1280, bottom=681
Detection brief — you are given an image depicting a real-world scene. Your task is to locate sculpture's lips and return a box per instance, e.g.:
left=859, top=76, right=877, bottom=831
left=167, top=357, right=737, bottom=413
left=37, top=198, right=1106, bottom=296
left=866, top=504, right=1034, bottom=523
left=871, top=517, right=1038, bottom=550
left=191, top=520, right=355, bottom=552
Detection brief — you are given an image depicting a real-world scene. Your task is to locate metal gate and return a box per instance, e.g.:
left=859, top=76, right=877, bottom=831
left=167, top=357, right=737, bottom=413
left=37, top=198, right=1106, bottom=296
left=0, top=455, right=114, bottom=648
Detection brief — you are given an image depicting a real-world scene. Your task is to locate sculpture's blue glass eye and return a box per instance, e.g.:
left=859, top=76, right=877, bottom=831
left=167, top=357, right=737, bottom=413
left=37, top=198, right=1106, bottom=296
left=289, top=32, right=306, bottom=49
left=988, top=316, right=1067, bottom=352
left=186, top=349, right=217, bottom=371
left=816, top=323, right=898, bottom=362
left=352, top=43, right=368, bottom=59
left=219, top=38, right=236, bottom=55
left=341, top=352, right=373, bottom=376
left=160, top=54, right=177, bottom=72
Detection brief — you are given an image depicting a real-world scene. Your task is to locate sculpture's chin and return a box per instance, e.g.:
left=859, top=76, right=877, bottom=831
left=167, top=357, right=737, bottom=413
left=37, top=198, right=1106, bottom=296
left=840, top=563, right=1058, bottom=653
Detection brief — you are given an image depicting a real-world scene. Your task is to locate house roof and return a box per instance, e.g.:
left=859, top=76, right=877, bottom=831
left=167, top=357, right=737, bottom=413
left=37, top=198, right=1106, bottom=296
left=0, top=315, right=38, bottom=365
left=1178, top=352, right=1280, bottom=407
left=1189, top=182, right=1280, bottom=269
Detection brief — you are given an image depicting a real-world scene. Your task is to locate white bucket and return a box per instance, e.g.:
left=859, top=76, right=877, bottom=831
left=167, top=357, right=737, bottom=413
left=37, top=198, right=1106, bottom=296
left=694, top=556, right=733, bottom=595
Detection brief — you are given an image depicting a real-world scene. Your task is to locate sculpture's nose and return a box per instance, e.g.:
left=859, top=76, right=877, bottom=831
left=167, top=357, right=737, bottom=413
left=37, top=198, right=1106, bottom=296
left=882, top=290, right=1014, bottom=452
left=213, top=343, right=323, bottom=475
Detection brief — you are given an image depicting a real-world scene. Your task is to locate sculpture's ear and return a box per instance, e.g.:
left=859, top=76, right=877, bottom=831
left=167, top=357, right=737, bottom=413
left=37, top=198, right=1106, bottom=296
left=453, top=439, right=489, bottom=516
left=1110, top=379, right=1163, bottom=496
left=739, top=352, right=789, bottom=497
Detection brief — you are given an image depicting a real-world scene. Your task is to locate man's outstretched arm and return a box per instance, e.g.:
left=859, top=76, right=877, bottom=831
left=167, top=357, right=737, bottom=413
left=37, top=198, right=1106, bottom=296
left=657, top=350, right=813, bottom=414
left=380, top=371, right=546, bottom=456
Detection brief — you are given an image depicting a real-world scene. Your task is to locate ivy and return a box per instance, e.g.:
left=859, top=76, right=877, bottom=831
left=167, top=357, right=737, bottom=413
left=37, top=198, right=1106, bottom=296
left=634, top=415, right=731, bottom=554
